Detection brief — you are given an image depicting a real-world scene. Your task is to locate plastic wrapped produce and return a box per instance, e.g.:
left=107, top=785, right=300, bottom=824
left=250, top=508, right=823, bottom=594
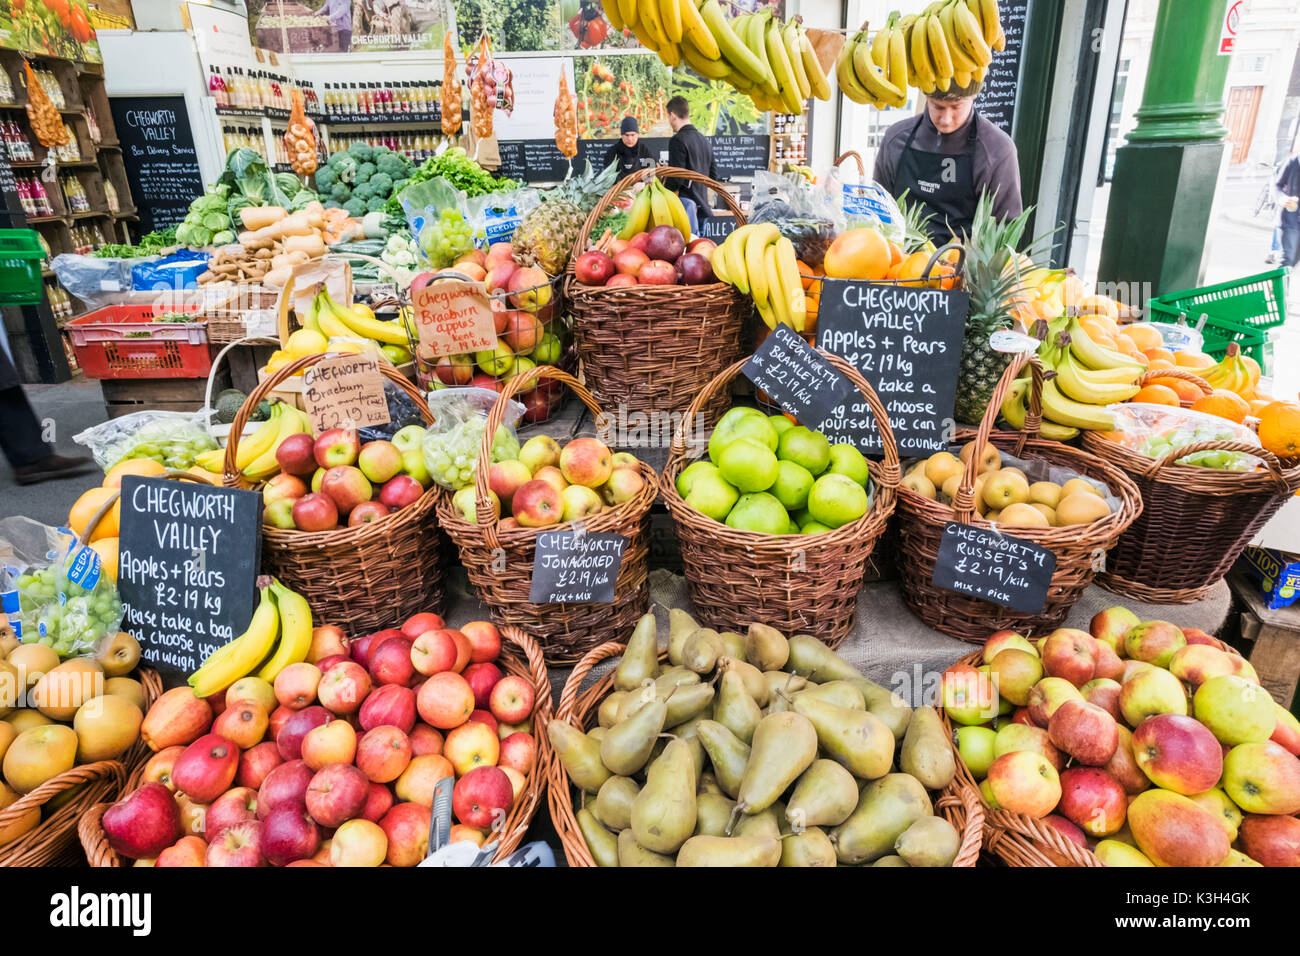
left=1099, top=403, right=1264, bottom=471
left=73, top=410, right=217, bottom=472
left=421, top=388, right=523, bottom=490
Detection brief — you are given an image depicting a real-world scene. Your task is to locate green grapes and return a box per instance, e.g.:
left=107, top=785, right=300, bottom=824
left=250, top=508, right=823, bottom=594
left=417, top=207, right=475, bottom=269
left=16, top=557, right=124, bottom=658
left=422, top=421, right=520, bottom=490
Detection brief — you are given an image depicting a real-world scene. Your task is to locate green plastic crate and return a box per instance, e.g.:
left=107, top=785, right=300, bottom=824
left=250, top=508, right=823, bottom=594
left=0, top=229, right=44, bottom=306
left=1147, top=268, right=1288, bottom=369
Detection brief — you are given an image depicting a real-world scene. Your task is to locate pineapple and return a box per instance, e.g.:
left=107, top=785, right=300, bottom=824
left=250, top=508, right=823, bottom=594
left=895, top=190, right=937, bottom=255
left=512, top=159, right=619, bottom=276
left=952, top=195, right=1038, bottom=426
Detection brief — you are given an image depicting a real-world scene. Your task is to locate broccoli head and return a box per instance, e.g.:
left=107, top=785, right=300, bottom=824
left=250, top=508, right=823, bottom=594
left=323, top=200, right=343, bottom=210
left=330, top=181, right=352, bottom=203
left=343, top=197, right=367, bottom=218
left=329, top=153, right=358, bottom=184
left=375, top=153, right=408, bottom=178
left=351, top=181, right=374, bottom=202
left=347, top=141, right=375, bottom=164
left=355, top=161, right=377, bottom=183
left=391, top=178, right=410, bottom=196
left=314, top=166, right=338, bottom=191
left=368, top=172, right=394, bottom=197
left=366, top=196, right=387, bottom=213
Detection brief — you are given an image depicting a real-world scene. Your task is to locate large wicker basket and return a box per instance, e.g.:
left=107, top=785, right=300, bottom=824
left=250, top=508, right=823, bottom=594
left=564, top=166, right=749, bottom=420
left=222, top=353, right=445, bottom=635
left=1081, top=432, right=1300, bottom=604
left=81, top=625, right=551, bottom=866
left=437, top=365, right=657, bottom=664
left=547, top=639, right=983, bottom=867
left=895, top=356, right=1143, bottom=642
left=658, top=351, right=901, bottom=647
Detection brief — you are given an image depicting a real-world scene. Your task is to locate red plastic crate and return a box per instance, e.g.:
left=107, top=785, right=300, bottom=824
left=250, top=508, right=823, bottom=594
left=66, top=304, right=211, bottom=380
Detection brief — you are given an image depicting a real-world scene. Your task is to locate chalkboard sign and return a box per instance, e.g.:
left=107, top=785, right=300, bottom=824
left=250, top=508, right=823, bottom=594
left=529, top=530, right=628, bottom=604
left=117, top=476, right=262, bottom=682
left=711, top=135, right=770, bottom=180
left=495, top=140, right=571, bottom=185
left=975, top=0, right=1028, bottom=135
left=932, top=521, right=1056, bottom=613
left=816, top=280, right=968, bottom=456
left=696, top=215, right=738, bottom=241
left=743, top=324, right=855, bottom=431
left=110, top=96, right=204, bottom=233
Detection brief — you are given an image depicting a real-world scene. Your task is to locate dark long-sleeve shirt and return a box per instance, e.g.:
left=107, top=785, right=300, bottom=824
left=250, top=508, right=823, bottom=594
left=666, top=124, right=717, bottom=218
left=872, top=110, right=1024, bottom=222
left=1278, top=157, right=1300, bottom=229
left=603, top=139, right=654, bottom=178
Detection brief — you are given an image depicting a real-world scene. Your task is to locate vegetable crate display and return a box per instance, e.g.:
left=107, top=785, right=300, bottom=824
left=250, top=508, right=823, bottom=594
left=223, top=355, right=446, bottom=634
left=65, top=304, right=212, bottom=380
left=1146, top=268, right=1289, bottom=369
left=565, top=167, right=750, bottom=421
left=0, top=229, right=46, bottom=305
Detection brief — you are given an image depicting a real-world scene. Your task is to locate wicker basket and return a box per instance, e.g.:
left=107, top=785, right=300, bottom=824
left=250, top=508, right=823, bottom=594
left=564, top=166, right=749, bottom=420
left=81, top=626, right=550, bottom=866
left=223, top=353, right=446, bottom=634
left=205, top=284, right=281, bottom=344
left=659, top=351, right=900, bottom=647
left=895, top=355, right=1143, bottom=642
left=436, top=365, right=657, bottom=664
left=940, top=649, right=1101, bottom=866
left=1081, top=432, right=1300, bottom=604
left=547, top=640, right=983, bottom=867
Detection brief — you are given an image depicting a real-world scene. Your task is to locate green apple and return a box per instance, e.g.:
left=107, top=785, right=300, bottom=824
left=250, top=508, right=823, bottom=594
left=685, top=472, right=740, bottom=522
left=451, top=486, right=500, bottom=521
left=771, top=460, right=814, bottom=511
left=786, top=519, right=800, bottom=535
left=476, top=340, right=515, bottom=377
left=391, top=424, right=428, bottom=453
left=956, top=726, right=999, bottom=779
left=828, top=443, right=871, bottom=486
left=778, top=426, right=831, bottom=475
left=800, top=520, right=833, bottom=535
left=401, top=448, right=431, bottom=486
left=807, top=473, right=868, bottom=528
left=724, top=493, right=789, bottom=534
left=717, top=438, right=779, bottom=494
left=531, top=332, right=561, bottom=365
left=382, top=344, right=412, bottom=364
left=768, top=414, right=795, bottom=437
left=1193, top=675, right=1276, bottom=745
left=676, top=460, right=719, bottom=498
left=708, top=407, right=774, bottom=463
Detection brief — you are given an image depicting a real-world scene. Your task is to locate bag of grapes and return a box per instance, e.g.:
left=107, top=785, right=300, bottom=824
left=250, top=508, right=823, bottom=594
left=421, top=387, right=524, bottom=491
left=399, top=176, right=479, bottom=269
left=74, top=409, right=217, bottom=472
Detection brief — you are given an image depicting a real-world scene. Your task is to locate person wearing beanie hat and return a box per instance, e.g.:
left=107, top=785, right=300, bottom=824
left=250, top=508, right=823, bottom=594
left=603, top=115, right=655, bottom=178
left=872, top=78, right=1022, bottom=244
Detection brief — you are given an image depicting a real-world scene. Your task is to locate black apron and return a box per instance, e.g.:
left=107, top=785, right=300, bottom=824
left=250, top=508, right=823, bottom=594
left=895, top=113, right=979, bottom=244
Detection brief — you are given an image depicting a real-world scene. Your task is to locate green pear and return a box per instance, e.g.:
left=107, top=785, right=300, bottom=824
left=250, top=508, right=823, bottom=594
left=786, top=758, right=859, bottom=829
left=736, top=712, right=818, bottom=815
left=654, top=666, right=702, bottom=695
left=795, top=680, right=866, bottom=710
left=683, top=628, right=724, bottom=675
left=595, top=776, right=641, bottom=832
left=676, top=834, right=781, bottom=867
left=830, top=773, right=932, bottom=865
left=788, top=635, right=862, bottom=682
left=717, top=657, right=770, bottom=706
left=895, top=815, right=962, bottom=867
left=600, top=700, right=667, bottom=776
left=615, top=612, right=661, bottom=692
left=667, top=608, right=699, bottom=666
left=849, top=678, right=913, bottom=741
left=617, top=828, right=675, bottom=867
left=872, top=855, right=910, bottom=867
left=731, top=804, right=782, bottom=840
left=695, top=792, right=736, bottom=836
left=792, top=695, right=895, bottom=780
left=780, top=827, right=837, bottom=867
left=696, top=719, right=750, bottom=798
left=713, top=671, right=762, bottom=744
left=900, top=706, right=957, bottom=790
left=548, top=720, right=611, bottom=793
left=697, top=771, right=724, bottom=796
left=763, top=670, right=808, bottom=702
left=719, top=632, right=748, bottom=662
left=663, top=682, right=716, bottom=728
left=577, top=807, right=620, bottom=867
left=745, top=623, right=790, bottom=671
left=630, top=738, right=697, bottom=854
left=598, top=691, right=629, bottom=728
left=587, top=727, right=607, bottom=743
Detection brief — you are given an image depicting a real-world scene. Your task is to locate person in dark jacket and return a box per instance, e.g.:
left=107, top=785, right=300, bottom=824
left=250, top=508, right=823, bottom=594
left=1278, top=152, right=1300, bottom=270
left=665, top=96, right=717, bottom=234
left=873, top=78, right=1022, bottom=243
left=0, top=342, right=94, bottom=485
left=602, top=116, right=654, bottom=178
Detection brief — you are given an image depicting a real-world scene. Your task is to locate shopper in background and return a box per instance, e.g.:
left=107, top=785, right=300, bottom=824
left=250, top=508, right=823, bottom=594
left=603, top=116, right=654, bottom=178
left=0, top=345, right=94, bottom=486
left=664, top=96, right=717, bottom=234
left=328, top=0, right=354, bottom=53
left=1278, top=151, right=1300, bottom=272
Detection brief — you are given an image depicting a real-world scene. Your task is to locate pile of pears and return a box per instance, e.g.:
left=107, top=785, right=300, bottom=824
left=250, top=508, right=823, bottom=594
left=548, top=610, right=964, bottom=867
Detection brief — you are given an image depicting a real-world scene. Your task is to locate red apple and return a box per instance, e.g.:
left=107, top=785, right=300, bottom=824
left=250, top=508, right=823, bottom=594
left=497, top=718, right=532, bottom=739
left=315, top=655, right=350, bottom=675
left=484, top=260, right=517, bottom=294
left=1089, top=605, right=1140, bottom=653
left=1041, top=629, right=1097, bottom=687
left=512, top=479, right=562, bottom=527
left=379, top=475, right=424, bottom=509
left=498, top=732, right=536, bottom=775
left=172, top=733, right=239, bottom=803
left=1124, top=620, right=1187, bottom=668
left=686, top=237, right=716, bottom=257
left=401, top=613, right=446, bottom=640
left=435, top=353, right=475, bottom=386
left=141, top=687, right=213, bottom=752
left=359, top=683, right=416, bottom=734
left=605, top=273, right=636, bottom=288
left=1080, top=677, right=1123, bottom=721
left=574, top=249, right=616, bottom=286
left=348, top=501, right=390, bottom=527
left=488, top=461, right=533, bottom=510
left=274, top=662, right=322, bottom=711
left=508, top=266, right=552, bottom=312
left=417, top=672, right=475, bottom=729
left=357, top=440, right=403, bottom=484
left=489, top=674, right=534, bottom=724
left=1042, top=814, right=1088, bottom=848
left=352, top=629, right=402, bottom=670
left=1131, top=713, right=1224, bottom=795
left=306, top=763, right=370, bottom=827
left=276, top=705, right=333, bottom=761
left=320, top=465, right=373, bottom=517
left=356, top=725, right=413, bottom=783
left=102, top=783, right=182, bottom=859
left=395, top=754, right=456, bottom=806
left=1048, top=700, right=1118, bottom=767
left=1093, top=642, right=1125, bottom=682
left=613, top=248, right=649, bottom=276
left=986, top=750, right=1062, bottom=818
left=156, top=835, right=207, bottom=867
left=467, top=709, right=499, bottom=735
left=636, top=259, right=677, bottom=285
left=1106, top=725, right=1150, bottom=794
left=459, top=620, right=501, bottom=664
left=444, top=721, right=500, bottom=776
left=644, top=224, right=685, bottom=261
left=1239, top=814, right=1300, bottom=867
left=452, top=765, right=514, bottom=829
left=504, top=310, right=543, bottom=352
left=275, top=432, right=317, bottom=476
left=261, top=805, right=321, bottom=866
left=361, top=781, right=394, bottom=823
left=379, top=801, right=431, bottom=867
left=317, top=661, right=371, bottom=716
left=314, top=428, right=360, bottom=468
left=410, top=724, right=444, bottom=757
left=1027, top=677, right=1083, bottom=728
left=205, top=786, right=258, bottom=841
left=263, top=472, right=307, bottom=507
left=205, top=819, right=264, bottom=867
left=268, top=705, right=295, bottom=741
left=369, top=635, right=415, bottom=686
left=463, top=662, right=503, bottom=711
left=411, top=628, right=460, bottom=676
left=1057, top=767, right=1128, bottom=837
left=257, top=759, right=314, bottom=818
left=291, top=492, right=338, bottom=532
left=212, top=699, right=269, bottom=751
left=301, top=717, right=357, bottom=770
left=236, top=741, right=283, bottom=790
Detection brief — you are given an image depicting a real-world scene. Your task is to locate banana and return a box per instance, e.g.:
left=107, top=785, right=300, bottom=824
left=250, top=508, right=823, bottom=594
left=854, top=35, right=907, bottom=107
left=800, top=31, right=832, bottom=99
left=765, top=243, right=791, bottom=329
left=870, top=19, right=891, bottom=70
left=189, top=583, right=280, bottom=698
left=602, top=0, right=625, bottom=32
left=836, top=32, right=873, bottom=104
left=299, top=293, right=322, bottom=334
left=887, top=16, right=910, bottom=89
left=658, top=38, right=681, bottom=66
left=680, top=0, right=719, bottom=58
left=1064, top=317, right=1145, bottom=374
left=711, top=239, right=731, bottom=284
left=648, top=179, right=672, bottom=228
left=1041, top=378, right=1116, bottom=431
left=660, top=182, right=692, bottom=239
left=639, top=0, right=669, bottom=47
left=1000, top=380, right=1081, bottom=441
left=324, top=290, right=409, bottom=346
left=908, top=15, right=938, bottom=91
left=976, top=0, right=1001, bottom=46
left=721, top=225, right=753, bottom=294
left=775, top=236, right=805, bottom=332
left=627, top=15, right=661, bottom=51
left=618, top=0, right=639, bottom=30
left=314, top=291, right=354, bottom=339
left=992, top=19, right=1005, bottom=52
left=941, top=2, right=980, bottom=73
left=952, top=0, right=994, bottom=66
left=233, top=401, right=285, bottom=471
left=924, top=13, right=955, bottom=90
left=658, top=0, right=682, bottom=43
left=1052, top=345, right=1141, bottom=405
left=742, top=13, right=780, bottom=96
left=701, top=0, right=767, bottom=85
left=784, top=20, right=811, bottom=101
left=255, top=580, right=313, bottom=682
left=195, top=448, right=224, bottom=474
left=755, top=297, right=777, bottom=331
left=764, top=15, right=803, bottom=113
left=620, top=188, right=652, bottom=239
left=745, top=223, right=780, bottom=313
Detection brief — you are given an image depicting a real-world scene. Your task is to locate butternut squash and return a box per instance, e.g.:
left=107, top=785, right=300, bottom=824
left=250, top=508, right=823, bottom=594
left=283, top=234, right=326, bottom=258
left=240, top=206, right=287, bottom=231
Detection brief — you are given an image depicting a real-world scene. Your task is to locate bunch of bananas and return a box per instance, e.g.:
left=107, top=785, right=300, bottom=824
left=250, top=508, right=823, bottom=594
left=189, top=578, right=313, bottom=698
left=839, top=0, right=1003, bottom=109
left=604, top=0, right=831, bottom=115
left=713, top=223, right=806, bottom=331
left=618, top=177, right=691, bottom=239
left=1192, top=343, right=1255, bottom=398
left=194, top=400, right=311, bottom=482
left=305, top=288, right=410, bottom=347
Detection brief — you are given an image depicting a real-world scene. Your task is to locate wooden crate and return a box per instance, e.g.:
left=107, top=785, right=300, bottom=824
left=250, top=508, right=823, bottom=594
left=1228, top=569, right=1300, bottom=709
left=101, top=365, right=230, bottom=418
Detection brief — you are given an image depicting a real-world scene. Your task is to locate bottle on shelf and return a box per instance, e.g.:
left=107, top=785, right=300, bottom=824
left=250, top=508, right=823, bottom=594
left=0, top=67, right=14, bottom=105
left=104, top=178, right=119, bottom=213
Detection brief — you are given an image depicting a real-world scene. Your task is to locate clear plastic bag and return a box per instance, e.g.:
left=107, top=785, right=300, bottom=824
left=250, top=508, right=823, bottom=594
left=399, top=176, right=476, bottom=269
left=819, top=165, right=905, bottom=243
left=1102, top=404, right=1263, bottom=471
left=74, top=410, right=217, bottom=472
left=466, top=187, right=541, bottom=248
left=421, top=387, right=524, bottom=490
left=748, top=169, right=842, bottom=269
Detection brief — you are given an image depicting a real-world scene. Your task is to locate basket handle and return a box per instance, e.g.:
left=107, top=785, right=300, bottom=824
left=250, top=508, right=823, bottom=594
left=834, top=150, right=866, bottom=179
left=0, top=760, right=126, bottom=831
left=1137, top=365, right=1212, bottom=398
left=79, top=469, right=217, bottom=546
left=470, top=364, right=610, bottom=550
left=662, top=349, right=902, bottom=491
left=570, top=166, right=747, bottom=263
left=222, top=352, right=435, bottom=488
left=1142, top=439, right=1291, bottom=490
left=952, top=354, right=1047, bottom=523
left=554, top=640, right=627, bottom=725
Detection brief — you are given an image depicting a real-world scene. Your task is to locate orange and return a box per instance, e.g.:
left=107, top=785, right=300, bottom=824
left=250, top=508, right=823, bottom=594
left=1173, top=350, right=1214, bottom=369
left=1190, top=389, right=1250, bottom=424
left=1060, top=275, right=1086, bottom=310
left=1114, top=336, right=1147, bottom=362
left=68, top=487, right=120, bottom=543
left=1249, top=398, right=1275, bottom=417
left=1078, top=294, right=1120, bottom=322
left=804, top=293, right=819, bottom=317
left=887, top=240, right=904, bottom=266
left=1147, top=376, right=1206, bottom=404
left=102, top=457, right=166, bottom=489
left=1078, top=318, right=1114, bottom=342
left=1143, top=347, right=1175, bottom=365
left=88, top=537, right=119, bottom=582
left=795, top=260, right=815, bottom=291
left=1130, top=385, right=1181, bottom=407
left=885, top=262, right=903, bottom=280
left=1146, top=358, right=1174, bottom=371
left=1258, top=402, right=1300, bottom=458
left=897, top=251, right=932, bottom=282
left=1242, top=355, right=1262, bottom=385
left=1120, top=324, right=1163, bottom=352
left=824, top=227, right=891, bottom=280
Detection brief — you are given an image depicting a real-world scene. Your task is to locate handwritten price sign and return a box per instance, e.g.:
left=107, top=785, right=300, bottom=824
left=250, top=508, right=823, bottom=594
left=932, top=521, right=1056, bottom=613
left=741, top=325, right=854, bottom=431
left=529, top=530, right=627, bottom=604
left=411, top=280, right=497, bottom=361
left=301, top=353, right=391, bottom=436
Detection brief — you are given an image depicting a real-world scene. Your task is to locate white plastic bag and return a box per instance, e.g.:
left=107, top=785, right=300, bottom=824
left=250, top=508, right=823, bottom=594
left=421, top=387, right=525, bottom=490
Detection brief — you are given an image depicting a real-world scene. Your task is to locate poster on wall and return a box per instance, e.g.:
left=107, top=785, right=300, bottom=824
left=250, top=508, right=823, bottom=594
left=0, top=0, right=101, bottom=62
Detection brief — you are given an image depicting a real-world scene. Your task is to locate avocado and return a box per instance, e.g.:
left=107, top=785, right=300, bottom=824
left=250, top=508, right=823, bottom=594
left=214, top=388, right=247, bottom=425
